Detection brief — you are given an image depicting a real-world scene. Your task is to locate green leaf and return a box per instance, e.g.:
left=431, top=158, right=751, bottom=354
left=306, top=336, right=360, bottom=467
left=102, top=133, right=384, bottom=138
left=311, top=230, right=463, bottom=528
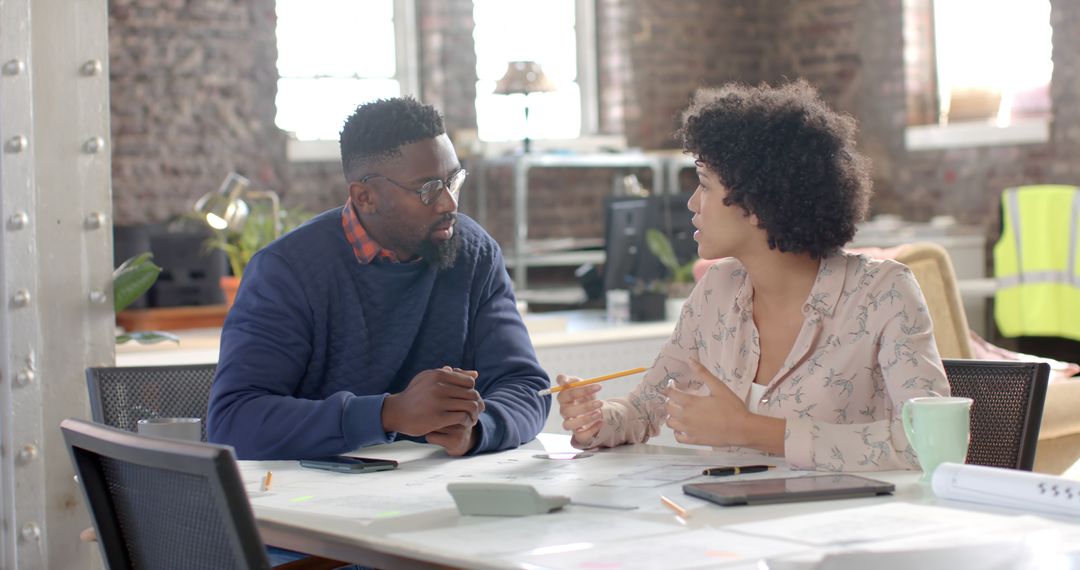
left=115, top=331, right=180, bottom=345
left=113, top=254, right=162, bottom=312
left=674, top=259, right=697, bottom=284
left=202, top=203, right=312, bottom=279
left=645, top=228, right=679, bottom=272
left=112, top=251, right=153, bottom=280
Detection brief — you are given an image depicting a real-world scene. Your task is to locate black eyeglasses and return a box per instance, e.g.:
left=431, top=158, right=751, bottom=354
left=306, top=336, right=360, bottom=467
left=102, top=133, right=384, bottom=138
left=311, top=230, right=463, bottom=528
left=359, top=169, right=467, bottom=205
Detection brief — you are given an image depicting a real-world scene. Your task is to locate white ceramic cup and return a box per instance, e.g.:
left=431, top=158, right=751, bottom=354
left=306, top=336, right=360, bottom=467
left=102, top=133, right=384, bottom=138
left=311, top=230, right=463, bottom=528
left=136, top=417, right=202, bottom=442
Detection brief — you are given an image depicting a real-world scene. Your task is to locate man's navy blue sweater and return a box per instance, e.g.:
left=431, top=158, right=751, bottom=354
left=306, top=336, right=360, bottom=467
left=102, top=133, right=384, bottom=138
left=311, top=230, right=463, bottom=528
left=207, top=209, right=550, bottom=459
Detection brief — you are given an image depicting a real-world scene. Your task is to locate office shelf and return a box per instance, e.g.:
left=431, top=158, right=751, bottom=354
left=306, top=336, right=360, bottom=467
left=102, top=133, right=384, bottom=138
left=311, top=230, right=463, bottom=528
left=503, top=250, right=604, bottom=269
left=475, top=153, right=667, bottom=292
left=514, top=286, right=588, bottom=306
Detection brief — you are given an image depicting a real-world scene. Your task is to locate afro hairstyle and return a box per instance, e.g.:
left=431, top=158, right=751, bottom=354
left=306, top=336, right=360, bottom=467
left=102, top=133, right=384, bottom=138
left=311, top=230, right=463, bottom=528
left=677, top=79, right=872, bottom=258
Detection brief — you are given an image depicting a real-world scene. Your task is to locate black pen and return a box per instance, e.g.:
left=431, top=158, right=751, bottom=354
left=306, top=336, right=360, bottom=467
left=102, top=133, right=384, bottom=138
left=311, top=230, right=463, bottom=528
left=702, top=464, right=774, bottom=476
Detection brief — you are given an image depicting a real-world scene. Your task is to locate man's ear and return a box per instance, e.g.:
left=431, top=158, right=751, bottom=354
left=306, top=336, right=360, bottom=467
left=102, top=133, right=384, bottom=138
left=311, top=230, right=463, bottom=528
left=349, top=181, right=378, bottom=214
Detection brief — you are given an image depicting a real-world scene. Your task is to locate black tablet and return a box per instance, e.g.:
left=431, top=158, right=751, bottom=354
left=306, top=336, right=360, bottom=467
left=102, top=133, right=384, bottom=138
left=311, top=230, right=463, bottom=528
left=683, top=474, right=895, bottom=506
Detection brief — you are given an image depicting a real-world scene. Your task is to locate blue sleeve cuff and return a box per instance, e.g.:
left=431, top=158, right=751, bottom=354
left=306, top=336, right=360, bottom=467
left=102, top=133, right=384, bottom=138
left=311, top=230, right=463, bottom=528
left=342, top=393, right=397, bottom=449
left=467, top=411, right=501, bottom=455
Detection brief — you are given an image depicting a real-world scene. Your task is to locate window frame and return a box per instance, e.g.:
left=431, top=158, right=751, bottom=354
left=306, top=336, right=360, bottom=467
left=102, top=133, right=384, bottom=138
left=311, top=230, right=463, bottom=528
left=472, top=0, right=617, bottom=154
left=903, top=0, right=1052, bottom=151
left=284, top=0, right=420, bottom=161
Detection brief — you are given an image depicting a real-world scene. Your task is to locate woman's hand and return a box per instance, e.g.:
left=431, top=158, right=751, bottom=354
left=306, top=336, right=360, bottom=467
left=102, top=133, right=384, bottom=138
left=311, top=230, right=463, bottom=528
left=665, top=359, right=784, bottom=453
left=555, top=374, right=604, bottom=445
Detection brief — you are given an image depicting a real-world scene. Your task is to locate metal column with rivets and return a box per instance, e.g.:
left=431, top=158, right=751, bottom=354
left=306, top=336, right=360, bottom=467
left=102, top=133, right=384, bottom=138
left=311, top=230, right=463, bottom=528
left=1, top=0, right=114, bottom=567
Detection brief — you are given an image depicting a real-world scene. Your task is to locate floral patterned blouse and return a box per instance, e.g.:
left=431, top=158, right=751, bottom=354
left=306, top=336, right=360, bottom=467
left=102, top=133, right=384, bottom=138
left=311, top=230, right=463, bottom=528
left=579, top=251, right=949, bottom=471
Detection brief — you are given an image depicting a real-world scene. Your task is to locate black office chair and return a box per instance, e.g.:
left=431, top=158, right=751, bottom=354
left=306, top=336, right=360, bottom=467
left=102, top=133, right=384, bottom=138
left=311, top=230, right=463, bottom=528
left=62, top=417, right=270, bottom=569
left=86, top=364, right=217, bottom=441
left=942, top=359, right=1050, bottom=471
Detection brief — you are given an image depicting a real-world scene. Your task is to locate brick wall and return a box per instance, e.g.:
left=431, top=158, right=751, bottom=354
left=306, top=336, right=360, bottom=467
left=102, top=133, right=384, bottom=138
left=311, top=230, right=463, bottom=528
left=109, top=0, right=286, bottom=225
left=612, top=0, right=771, bottom=150
left=886, top=0, right=1079, bottom=229
left=418, top=0, right=478, bottom=134
left=108, top=0, right=1080, bottom=250
left=713, top=0, right=1080, bottom=231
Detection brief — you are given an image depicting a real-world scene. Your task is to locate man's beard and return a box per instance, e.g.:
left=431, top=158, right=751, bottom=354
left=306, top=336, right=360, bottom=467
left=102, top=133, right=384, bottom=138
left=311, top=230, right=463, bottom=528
left=417, top=216, right=461, bottom=270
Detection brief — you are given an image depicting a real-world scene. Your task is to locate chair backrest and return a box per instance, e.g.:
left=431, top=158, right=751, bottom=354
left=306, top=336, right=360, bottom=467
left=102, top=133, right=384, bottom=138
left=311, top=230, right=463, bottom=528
left=894, top=242, right=973, bottom=359
left=61, top=418, right=269, bottom=569
left=86, top=364, right=217, bottom=441
left=942, top=359, right=1050, bottom=470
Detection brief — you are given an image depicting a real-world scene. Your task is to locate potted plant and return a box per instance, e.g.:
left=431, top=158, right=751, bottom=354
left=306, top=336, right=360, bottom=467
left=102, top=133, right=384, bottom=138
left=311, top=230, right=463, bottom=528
left=645, top=228, right=698, bottom=319
left=626, top=278, right=668, bottom=322
left=203, top=204, right=310, bottom=308
left=113, top=253, right=177, bottom=344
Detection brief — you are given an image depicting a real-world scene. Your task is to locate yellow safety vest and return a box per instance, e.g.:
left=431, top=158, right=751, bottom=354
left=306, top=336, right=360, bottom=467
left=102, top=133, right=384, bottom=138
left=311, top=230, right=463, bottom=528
left=993, top=185, right=1080, bottom=341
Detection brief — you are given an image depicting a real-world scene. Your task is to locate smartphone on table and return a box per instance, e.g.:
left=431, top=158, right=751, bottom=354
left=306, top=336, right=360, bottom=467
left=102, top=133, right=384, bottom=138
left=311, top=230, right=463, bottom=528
left=299, top=456, right=398, bottom=474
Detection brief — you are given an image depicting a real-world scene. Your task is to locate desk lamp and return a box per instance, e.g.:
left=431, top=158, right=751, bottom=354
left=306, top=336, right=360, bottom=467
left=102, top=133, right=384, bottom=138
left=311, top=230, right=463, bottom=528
left=193, top=172, right=281, bottom=238
left=493, top=61, right=556, bottom=153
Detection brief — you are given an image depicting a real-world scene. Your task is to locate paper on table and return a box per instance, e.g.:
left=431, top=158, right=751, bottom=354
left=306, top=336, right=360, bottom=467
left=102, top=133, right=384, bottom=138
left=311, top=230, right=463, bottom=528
left=765, top=541, right=1043, bottom=570
left=238, top=450, right=792, bottom=520
left=764, top=514, right=1074, bottom=570
left=512, top=528, right=812, bottom=570
left=388, top=512, right=680, bottom=557
left=726, top=503, right=1017, bottom=546
left=592, top=463, right=720, bottom=488
left=932, top=462, right=1080, bottom=518
left=252, top=491, right=452, bottom=521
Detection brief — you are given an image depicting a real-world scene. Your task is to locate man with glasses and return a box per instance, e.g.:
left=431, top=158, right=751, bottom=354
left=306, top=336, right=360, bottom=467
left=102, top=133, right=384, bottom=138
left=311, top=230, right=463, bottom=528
left=208, top=97, right=550, bottom=460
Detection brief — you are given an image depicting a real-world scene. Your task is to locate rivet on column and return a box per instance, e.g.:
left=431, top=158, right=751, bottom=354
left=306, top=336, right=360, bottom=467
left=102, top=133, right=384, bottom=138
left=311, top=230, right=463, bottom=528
left=8, top=211, right=29, bottom=230
left=17, top=444, right=38, bottom=464
left=12, top=289, right=30, bottom=307
left=5, top=135, right=27, bottom=153
left=19, top=522, right=41, bottom=542
left=83, top=137, right=105, bottom=154
left=84, top=212, right=106, bottom=230
left=15, top=369, right=34, bottom=386
left=80, top=59, right=103, bottom=77
left=2, top=59, right=25, bottom=76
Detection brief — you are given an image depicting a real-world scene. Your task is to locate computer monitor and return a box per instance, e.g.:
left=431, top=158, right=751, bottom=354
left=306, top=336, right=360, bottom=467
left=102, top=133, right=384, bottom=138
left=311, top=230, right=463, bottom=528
left=603, top=192, right=696, bottom=291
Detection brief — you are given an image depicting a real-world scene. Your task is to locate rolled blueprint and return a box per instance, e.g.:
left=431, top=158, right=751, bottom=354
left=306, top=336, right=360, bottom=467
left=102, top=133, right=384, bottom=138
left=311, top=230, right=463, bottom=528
left=932, top=462, right=1080, bottom=518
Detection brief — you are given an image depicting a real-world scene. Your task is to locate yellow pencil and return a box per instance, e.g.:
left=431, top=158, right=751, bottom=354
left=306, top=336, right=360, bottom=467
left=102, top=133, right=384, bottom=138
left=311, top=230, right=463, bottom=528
left=536, top=367, right=648, bottom=396
left=660, top=495, right=690, bottom=518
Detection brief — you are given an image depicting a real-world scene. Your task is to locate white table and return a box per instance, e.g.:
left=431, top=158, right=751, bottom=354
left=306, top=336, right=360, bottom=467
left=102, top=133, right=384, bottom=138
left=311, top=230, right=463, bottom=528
left=114, top=311, right=678, bottom=445
left=236, top=435, right=1080, bottom=570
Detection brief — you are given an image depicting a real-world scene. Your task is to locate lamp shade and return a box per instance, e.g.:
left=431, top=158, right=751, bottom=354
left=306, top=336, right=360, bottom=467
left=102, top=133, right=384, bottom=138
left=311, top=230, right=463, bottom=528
left=193, top=172, right=251, bottom=232
left=493, top=61, right=556, bottom=95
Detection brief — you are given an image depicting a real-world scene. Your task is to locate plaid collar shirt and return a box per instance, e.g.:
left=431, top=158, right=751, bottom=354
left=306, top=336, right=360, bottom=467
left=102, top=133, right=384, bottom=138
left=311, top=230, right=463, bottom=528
left=341, top=198, right=416, bottom=264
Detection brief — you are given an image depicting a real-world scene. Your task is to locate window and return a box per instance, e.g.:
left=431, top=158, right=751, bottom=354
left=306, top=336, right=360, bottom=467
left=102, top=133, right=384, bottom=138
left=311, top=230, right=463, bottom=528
left=473, top=0, right=597, bottom=142
left=933, top=0, right=1052, bottom=127
left=275, top=0, right=418, bottom=143
left=905, top=0, right=1053, bottom=149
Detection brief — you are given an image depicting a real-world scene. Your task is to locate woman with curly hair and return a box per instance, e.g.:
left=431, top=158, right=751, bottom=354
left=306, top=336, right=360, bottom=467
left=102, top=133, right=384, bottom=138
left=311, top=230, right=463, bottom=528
left=557, top=80, right=949, bottom=471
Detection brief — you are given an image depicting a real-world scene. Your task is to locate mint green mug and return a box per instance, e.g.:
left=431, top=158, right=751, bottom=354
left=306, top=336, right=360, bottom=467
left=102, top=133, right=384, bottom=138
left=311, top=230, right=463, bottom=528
left=902, top=396, right=973, bottom=481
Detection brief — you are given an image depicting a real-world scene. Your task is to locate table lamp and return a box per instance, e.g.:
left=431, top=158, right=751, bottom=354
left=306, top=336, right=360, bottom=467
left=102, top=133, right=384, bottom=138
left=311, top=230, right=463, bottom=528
left=193, top=172, right=281, bottom=238
left=493, top=61, right=556, bottom=153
